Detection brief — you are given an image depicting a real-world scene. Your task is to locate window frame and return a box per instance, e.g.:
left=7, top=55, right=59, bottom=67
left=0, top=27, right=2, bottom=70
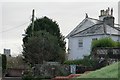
left=78, top=39, right=83, bottom=47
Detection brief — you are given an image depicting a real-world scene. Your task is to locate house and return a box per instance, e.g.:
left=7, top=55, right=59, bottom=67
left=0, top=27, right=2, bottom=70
left=66, top=8, right=120, bottom=60
left=4, top=49, right=11, bottom=57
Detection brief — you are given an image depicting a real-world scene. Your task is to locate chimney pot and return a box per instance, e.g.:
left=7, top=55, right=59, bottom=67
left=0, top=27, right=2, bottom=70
left=111, top=8, right=113, bottom=16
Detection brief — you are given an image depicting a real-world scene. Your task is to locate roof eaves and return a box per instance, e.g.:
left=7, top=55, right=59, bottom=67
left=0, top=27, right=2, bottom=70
left=66, top=17, right=103, bottom=38
left=66, top=17, right=88, bottom=38
left=71, top=33, right=120, bottom=38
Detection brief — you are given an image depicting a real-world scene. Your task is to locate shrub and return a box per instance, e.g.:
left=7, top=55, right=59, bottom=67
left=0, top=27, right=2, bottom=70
left=64, top=56, right=98, bottom=68
left=91, top=37, right=120, bottom=52
left=22, top=69, right=51, bottom=80
left=22, top=70, right=33, bottom=80
left=91, top=37, right=116, bottom=50
left=115, top=41, right=120, bottom=47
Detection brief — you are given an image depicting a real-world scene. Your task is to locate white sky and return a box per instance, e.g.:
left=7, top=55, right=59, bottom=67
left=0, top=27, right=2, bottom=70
left=0, top=0, right=119, bottom=56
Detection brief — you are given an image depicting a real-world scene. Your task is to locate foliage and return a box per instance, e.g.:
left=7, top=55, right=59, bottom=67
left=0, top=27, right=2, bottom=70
left=23, top=31, right=65, bottom=65
left=64, top=56, right=98, bottom=68
left=115, top=41, right=120, bottom=47
left=22, top=69, right=51, bottom=80
left=22, top=71, right=34, bottom=80
left=23, top=16, right=66, bottom=51
left=2, top=54, right=6, bottom=74
left=91, top=37, right=116, bottom=50
left=22, top=16, right=66, bottom=65
left=7, top=55, right=26, bottom=68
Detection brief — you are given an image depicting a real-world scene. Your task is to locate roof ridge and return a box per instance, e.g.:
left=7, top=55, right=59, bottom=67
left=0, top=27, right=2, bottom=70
left=87, top=17, right=103, bottom=22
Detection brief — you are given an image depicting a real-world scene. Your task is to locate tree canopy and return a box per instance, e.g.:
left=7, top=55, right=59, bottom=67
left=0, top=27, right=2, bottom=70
left=23, top=16, right=66, bottom=51
left=23, top=31, right=65, bottom=64
left=22, top=16, right=66, bottom=65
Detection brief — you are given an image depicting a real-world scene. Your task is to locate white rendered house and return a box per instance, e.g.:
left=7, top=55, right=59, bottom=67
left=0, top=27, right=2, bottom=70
left=66, top=8, right=120, bottom=60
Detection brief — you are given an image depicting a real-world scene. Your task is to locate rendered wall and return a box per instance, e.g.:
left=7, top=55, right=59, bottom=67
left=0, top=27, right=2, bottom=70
left=68, top=35, right=119, bottom=60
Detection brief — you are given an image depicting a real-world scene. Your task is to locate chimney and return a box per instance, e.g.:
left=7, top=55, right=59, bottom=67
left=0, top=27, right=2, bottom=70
left=99, top=8, right=114, bottom=27
left=103, top=16, right=114, bottom=27
left=99, top=10, right=106, bottom=21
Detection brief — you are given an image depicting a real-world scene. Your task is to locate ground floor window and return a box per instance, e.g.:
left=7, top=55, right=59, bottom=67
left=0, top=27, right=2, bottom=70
left=92, top=38, right=97, bottom=41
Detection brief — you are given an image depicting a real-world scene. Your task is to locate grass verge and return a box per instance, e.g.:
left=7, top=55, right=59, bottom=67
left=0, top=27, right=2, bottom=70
left=72, top=62, right=119, bottom=80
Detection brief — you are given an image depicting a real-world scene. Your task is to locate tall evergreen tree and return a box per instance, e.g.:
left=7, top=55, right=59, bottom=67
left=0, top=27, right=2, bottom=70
left=22, top=16, right=66, bottom=64
left=23, top=16, right=66, bottom=51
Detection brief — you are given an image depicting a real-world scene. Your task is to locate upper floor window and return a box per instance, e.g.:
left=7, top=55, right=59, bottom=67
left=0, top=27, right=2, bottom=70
left=78, top=39, right=83, bottom=47
left=92, top=38, right=97, bottom=41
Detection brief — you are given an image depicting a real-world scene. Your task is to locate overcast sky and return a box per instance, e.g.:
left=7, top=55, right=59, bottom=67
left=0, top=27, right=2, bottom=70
left=0, top=1, right=119, bottom=56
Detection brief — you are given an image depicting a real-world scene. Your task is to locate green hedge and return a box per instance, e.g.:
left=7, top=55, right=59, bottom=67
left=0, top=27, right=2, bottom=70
left=92, top=37, right=114, bottom=49
left=64, top=58, right=98, bottom=67
left=91, top=37, right=120, bottom=50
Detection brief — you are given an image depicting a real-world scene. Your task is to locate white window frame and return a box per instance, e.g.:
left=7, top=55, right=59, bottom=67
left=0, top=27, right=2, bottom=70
left=78, top=39, right=83, bottom=47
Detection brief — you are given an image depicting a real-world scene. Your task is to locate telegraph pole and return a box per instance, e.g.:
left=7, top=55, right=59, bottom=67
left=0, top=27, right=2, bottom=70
left=31, top=9, right=35, bottom=36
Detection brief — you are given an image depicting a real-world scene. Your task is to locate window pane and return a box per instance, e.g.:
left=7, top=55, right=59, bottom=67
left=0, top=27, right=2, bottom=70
left=92, top=38, right=97, bottom=41
left=78, top=39, right=83, bottom=47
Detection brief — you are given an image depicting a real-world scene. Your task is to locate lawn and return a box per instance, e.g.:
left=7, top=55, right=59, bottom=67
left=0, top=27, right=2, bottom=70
left=73, top=61, right=119, bottom=80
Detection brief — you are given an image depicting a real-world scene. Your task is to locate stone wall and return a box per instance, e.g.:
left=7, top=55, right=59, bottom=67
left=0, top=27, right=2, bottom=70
left=33, top=62, right=70, bottom=78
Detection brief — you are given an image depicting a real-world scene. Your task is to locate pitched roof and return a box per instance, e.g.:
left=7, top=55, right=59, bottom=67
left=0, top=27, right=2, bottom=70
left=66, top=17, right=120, bottom=38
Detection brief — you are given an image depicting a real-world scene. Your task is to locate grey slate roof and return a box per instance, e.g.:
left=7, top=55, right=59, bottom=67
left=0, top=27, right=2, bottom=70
left=66, top=17, right=120, bottom=38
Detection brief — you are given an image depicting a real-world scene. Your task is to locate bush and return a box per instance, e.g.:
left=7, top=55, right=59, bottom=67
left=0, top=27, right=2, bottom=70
left=22, top=69, right=51, bottom=80
left=64, top=56, right=98, bottom=68
left=91, top=37, right=116, bottom=50
left=115, top=41, right=120, bottom=47
left=64, top=59, right=81, bottom=65
left=22, top=69, right=33, bottom=80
